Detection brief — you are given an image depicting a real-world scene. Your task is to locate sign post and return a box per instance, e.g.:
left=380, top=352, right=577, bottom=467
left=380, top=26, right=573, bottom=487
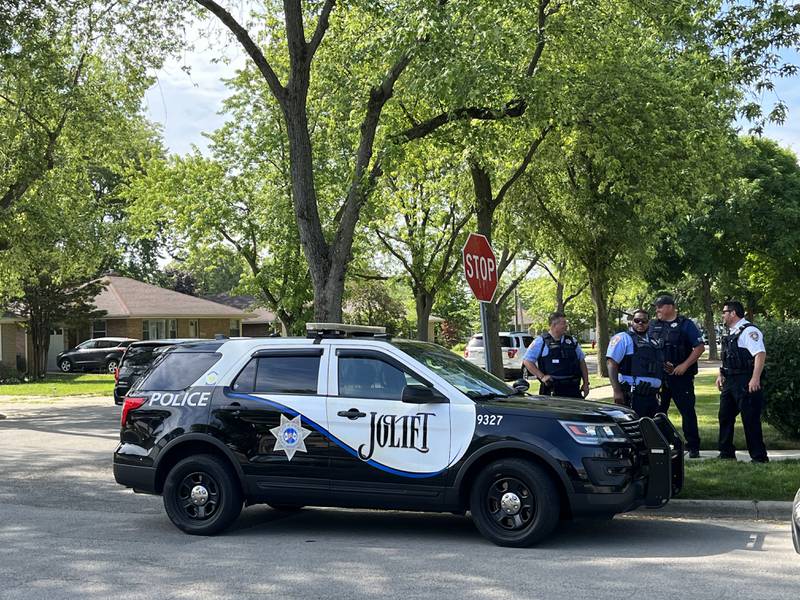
left=462, top=233, right=499, bottom=375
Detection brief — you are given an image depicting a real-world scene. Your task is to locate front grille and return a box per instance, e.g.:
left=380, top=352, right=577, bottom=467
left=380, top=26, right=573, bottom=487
left=619, top=419, right=646, bottom=450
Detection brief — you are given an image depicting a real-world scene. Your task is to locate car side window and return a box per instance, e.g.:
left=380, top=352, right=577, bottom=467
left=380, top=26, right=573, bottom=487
left=79, top=340, right=98, bottom=349
left=233, top=355, right=321, bottom=394
left=96, top=341, right=116, bottom=349
left=338, top=356, right=425, bottom=401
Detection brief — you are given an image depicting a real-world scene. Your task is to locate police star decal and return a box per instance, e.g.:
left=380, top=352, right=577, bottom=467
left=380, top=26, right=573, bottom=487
left=270, top=414, right=312, bottom=461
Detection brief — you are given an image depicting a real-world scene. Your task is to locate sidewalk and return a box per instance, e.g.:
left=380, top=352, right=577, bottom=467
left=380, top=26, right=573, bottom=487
left=633, top=499, right=794, bottom=521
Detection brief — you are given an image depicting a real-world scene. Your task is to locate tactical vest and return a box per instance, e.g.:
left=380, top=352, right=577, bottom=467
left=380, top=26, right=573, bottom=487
left=619, top=331, right=663, bottom=380
left=537, top=333, right=581, bottom=379
left=721, top=324, right=756, bottom=376
left=649, top=316, right=697, bottom=376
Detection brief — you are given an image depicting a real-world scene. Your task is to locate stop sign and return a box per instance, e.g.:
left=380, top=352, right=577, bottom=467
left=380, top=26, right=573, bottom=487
left=462, top=233, right=498, bottom=302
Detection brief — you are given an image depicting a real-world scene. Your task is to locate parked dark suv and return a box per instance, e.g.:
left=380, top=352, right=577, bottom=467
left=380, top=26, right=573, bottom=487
left=57, top=337, right=136, bottom=374
left=114, top=324, right=684, bottom=547
left=114, top=339, right=201, bottom=405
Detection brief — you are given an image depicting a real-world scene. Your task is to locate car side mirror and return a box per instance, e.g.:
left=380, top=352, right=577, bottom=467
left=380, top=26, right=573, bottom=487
left=401, top=385, right=448, bottom=404
left=512, top=378, right=530, bottom=393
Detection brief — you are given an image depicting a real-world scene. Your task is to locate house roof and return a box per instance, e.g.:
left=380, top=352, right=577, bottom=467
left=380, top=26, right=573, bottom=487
left=94, top=276, right=249, bottom=319
left=203, top=294, right=278, bottom=324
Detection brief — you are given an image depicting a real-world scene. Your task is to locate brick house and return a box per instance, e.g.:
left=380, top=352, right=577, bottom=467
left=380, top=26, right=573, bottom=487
left=0, top=312, right=27, bottom=372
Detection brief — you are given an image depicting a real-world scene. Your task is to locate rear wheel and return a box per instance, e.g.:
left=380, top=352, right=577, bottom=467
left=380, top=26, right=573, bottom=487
left=469, top=458, right=560, bottom=547
left=163, top=454, right=242, bottom=535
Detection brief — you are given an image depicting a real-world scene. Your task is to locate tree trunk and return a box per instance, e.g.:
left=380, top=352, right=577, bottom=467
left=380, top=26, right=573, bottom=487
left=700, top=274, right=719, bottom=361
left=282, top=98, right=343, bottom=323
left=555, top=279, right=565, bottom=312
left=471, top=163, right=504, bottom=379
left=588, top=272, right=610, bottom=377
left=415, top=290, right=434, bottom=342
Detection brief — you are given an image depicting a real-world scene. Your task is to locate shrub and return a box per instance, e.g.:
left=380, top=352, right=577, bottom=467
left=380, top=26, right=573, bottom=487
left=451, top=342, right=467, bottom=354
left=0, top=364, right=22, bottom=385
left=762, top=320, right=800, bottom=440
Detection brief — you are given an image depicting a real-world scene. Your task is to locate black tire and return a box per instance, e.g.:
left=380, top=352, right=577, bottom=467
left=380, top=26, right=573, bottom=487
left=59, top=359, right=73, bottom=373
left=163, top=454, right=242, bottom=535
left=105, top=359, right=119, bottom=374
left=469, top=458, right=560, bottom=547
left=267, top=504, right=305, bottom=512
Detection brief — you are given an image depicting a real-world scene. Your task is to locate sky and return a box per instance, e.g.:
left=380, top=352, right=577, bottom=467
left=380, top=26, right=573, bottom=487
left=142, top=32, right=800, bottom=158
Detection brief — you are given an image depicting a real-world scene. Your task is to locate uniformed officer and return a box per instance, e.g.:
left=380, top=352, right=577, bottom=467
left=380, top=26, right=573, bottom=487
left=649, top=295, right=705, bottom=458
left=523, top=311, right=590, bottom=398
left=717, top=300, right=769, bottom=462
left=606, top=309, right=663, bottom=418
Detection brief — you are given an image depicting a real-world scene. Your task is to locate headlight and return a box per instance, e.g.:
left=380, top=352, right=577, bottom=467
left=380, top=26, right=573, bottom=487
left=559, top=421, right=629, bottom=445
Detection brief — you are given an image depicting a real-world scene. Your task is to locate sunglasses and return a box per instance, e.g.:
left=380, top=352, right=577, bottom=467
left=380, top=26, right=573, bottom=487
left=722, top=309, right=734, bottom=314
left=632, top=318, right=649, bottom=324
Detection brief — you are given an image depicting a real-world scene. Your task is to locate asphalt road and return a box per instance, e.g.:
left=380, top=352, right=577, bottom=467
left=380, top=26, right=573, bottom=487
left=1, top=398, right=797, bottom=600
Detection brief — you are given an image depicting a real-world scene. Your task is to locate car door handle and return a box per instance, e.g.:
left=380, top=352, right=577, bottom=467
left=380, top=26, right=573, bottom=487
left=337, top=408, right=367, bottom=420
left=219, top=402, right=241, bottom=416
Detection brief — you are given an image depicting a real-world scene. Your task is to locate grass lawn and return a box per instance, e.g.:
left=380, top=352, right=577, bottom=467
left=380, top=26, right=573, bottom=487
left=681, top=459, right=800, bottom=501
left=0, top=373, right=114, bottom=400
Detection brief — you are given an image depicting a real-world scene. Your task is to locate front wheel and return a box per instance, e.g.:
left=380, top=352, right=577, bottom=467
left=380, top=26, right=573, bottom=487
left=163, top=454, right=242, bottom=535
left=469, top=458, right=560, bottom=547
left=59, top=359, right=73, bottom=373
left=105, top=359, right=119, bottom=374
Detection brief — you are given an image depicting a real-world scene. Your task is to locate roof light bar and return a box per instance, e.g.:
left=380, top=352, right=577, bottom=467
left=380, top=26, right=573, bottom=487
left=305, top=322, right=387, bottom=339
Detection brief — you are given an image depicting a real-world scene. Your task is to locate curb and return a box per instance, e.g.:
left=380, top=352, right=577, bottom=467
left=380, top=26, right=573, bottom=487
left=633, top=499, right=793, bottom=521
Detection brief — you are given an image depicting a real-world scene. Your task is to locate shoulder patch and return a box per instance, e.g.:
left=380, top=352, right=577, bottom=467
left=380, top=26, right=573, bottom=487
left=749, top=331, right=760, bottom=341
left=609, top=336, right=620, bottom=347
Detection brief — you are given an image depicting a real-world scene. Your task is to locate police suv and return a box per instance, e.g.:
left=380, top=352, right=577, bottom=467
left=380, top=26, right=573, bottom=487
left=114, top=324, right=684, bottom=547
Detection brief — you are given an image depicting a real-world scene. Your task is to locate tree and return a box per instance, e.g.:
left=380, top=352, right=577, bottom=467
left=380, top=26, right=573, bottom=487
left=371, top=146, right=472, bottom=341
left=0, top=0, right=185, bottom=239
left=519, top=14, right=737, bottom=375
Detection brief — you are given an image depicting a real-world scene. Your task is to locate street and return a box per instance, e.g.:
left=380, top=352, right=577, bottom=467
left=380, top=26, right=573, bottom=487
left=1, top=398, right=797, bottom=600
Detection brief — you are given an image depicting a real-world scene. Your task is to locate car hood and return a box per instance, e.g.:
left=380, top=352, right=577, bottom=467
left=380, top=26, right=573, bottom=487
left=477, top=394, right=638, bottom=423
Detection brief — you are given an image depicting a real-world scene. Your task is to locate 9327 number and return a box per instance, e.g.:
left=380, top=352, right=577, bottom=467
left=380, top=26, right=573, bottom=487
left=477, top=414, right=503, bottom=426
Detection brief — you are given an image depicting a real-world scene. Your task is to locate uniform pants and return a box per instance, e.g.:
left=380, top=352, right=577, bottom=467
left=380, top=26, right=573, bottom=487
left=622, top=385, right=659, bottom=418
left=718, top=374, right=768, bottom=462
left=539, top=378, right=581, bottom=398
left=660, top=375, right=700, bottom=453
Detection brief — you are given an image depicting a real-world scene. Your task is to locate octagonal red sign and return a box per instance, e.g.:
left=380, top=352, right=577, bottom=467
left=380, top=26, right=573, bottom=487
left=462, top=233, right=498, bottom=303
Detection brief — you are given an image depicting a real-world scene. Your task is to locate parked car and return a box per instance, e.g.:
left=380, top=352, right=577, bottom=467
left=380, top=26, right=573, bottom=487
left=56, top=337, right=136, bottom=374
left=793, top=486, right=800, bottom=554
left=114, top=323, right=683, bottom=546
left=113, top=340, right=200, bottom=405
left=463, top=331, right=534, bottom=379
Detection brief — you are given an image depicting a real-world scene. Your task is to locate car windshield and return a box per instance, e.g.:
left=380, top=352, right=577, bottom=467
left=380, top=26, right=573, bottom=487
left=392, top=340, right=515, bottom=399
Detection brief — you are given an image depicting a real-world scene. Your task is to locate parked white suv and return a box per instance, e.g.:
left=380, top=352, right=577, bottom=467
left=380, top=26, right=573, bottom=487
left=463, top=331, right=534, bottom=379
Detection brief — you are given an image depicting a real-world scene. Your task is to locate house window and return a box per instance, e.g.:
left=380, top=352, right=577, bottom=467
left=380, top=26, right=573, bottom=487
left=91, top=320, right=107, bottom=339
left=142, top=319, right=178, bottom=341
left=229, top=319, right=240, bottom=337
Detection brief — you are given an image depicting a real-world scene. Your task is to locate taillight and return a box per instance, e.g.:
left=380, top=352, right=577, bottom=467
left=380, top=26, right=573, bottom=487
left=507, top=349, right=518, bottom=358
left=121, top=396, right=147, bottom=426
left=114, top=367, right=120, bottom=383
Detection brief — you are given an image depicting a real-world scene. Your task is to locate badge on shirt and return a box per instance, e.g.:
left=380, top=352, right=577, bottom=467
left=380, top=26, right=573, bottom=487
left=671, top=322, right=678, bottom=328
left=565, top=339, right=572, bottom=344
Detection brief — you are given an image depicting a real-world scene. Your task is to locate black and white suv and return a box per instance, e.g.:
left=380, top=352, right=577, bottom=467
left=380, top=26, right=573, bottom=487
left=114, top=323, right=683, bottom=547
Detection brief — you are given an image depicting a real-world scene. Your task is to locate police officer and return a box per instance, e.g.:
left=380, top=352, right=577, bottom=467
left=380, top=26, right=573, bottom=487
left=717, top=300, right=769, bottom=462
left=649, top=295, right=705, bottom=458
left=606, top=309, right=663, bottom=418
left=523, top=311, right=590, bottom=398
